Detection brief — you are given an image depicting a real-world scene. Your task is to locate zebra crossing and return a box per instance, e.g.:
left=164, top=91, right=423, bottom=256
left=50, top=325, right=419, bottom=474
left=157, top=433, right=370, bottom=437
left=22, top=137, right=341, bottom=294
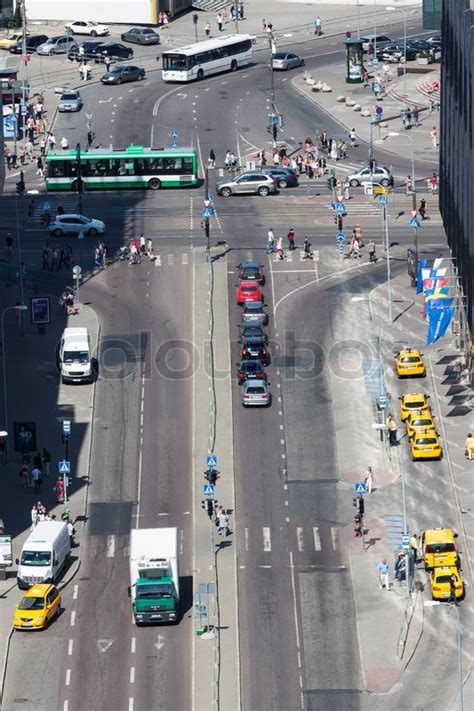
left=242, top=524, right=340, bottom=554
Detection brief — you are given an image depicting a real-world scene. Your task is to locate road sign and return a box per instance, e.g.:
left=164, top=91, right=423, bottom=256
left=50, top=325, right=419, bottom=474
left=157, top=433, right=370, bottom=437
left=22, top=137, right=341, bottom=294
left=202, top=208, right=213, bottom=218
left=20, top=103, right=27, bottom=116
left=63, top=420, right=71, bottom=437
left=58, top=460, right=71, bottom=474
left=335, top=202, right=346, bottom=214
left=336, top=232, right=345, bottom=243
left=72, top=265, right=82, bottom=278
left=170, top=129, right=178, bottom=137
left=203, top=483, right=215, bottom=497
left=203, top=199, right=211, bottom=208
left=364, top=183, right=374, bottom=196
left=410, top=217, right=420, bottom=229
left=208, top=193, right=215, bottom=202
left=170, top=141, right=178, bottom=148
left=206, top=454, right=218, bottom=468
left=402, top=534, right=410, bottom=550
left=354, top=481, right=367, bottom=495
left=372, top=82, right=381, bottom=94
left=376, top=194, right=387, bottom=205
left=41, top=201, right=51, bottom=212
left=379, top=395, right=388, bottom=408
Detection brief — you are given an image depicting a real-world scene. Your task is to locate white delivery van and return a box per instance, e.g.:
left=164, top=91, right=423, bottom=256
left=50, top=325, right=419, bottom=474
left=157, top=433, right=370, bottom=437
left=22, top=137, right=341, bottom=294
left=16, top=521, right=71, bottom=589
left=59, top=327, right=92, bottom=383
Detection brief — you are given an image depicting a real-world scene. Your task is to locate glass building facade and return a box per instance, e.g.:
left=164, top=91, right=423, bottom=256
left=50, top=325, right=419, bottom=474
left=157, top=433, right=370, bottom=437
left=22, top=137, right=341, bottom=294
left=423, top=0, right=442, bottom=30
left=439, top=0, right=474, bottom=334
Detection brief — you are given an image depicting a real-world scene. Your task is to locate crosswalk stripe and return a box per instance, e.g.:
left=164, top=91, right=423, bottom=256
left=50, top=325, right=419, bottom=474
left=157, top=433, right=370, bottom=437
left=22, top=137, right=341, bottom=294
left=155, top=255, right=161, bottom=266
left=313, top=527, right=321, bottom=551
left=106, top=534, right=115, bottom=558
left=167, top=254, right=174, bottom=265
left=286, top=251, right=293, bottom=261
left=296, top=527, right=304, bottom=552
left=263, top=527, right=271, bottom=552
left=331, top=528, right=338, bottom=550
left=182, top=253, right=188, bottom=264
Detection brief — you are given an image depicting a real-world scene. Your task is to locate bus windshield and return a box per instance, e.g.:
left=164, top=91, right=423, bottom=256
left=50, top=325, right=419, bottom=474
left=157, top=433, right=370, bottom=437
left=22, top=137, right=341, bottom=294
left=162, top=54, right=188, bottom=71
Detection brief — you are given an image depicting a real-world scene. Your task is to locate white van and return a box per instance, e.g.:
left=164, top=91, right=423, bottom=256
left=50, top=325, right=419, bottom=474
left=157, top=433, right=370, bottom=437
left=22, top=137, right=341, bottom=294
left=16, top=521, right=71, bottom=589
left=59, top=327, right=92, bottom=383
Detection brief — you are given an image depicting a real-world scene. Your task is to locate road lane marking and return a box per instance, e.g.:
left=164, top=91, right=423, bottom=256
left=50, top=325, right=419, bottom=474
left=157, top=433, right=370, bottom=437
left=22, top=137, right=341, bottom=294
left=313, top=527, right=321, bottom=551
left=331, top=527, right=338, bottom=550
left=263, top=527, right=271, bottom=551
left=65, top=669, right=71, bottom=686
left=289, top=551, right=304, bottom=707
left=129, top=699, right=134, bottom=711
left=131, top=637, right=136, bottom=654
left=168, top=254, right=174, bottom=265
left=63, top=701, right=69, bottom=711
left=106, top=534, right=116, bottom=558
left=73, top=584, right=78, bottom=600
left=70, top=611, right=76, bottom=626
left=130, top=667, right=135, bottom=684
left=182, top=253, right=188, bottom=264
left=245, top=527, right=249, bottom=551
left=68, top=639, right=73, bottom=655
left=155, top=254, right=162, bottom=266
left=296, top=527, right=304, bottom=552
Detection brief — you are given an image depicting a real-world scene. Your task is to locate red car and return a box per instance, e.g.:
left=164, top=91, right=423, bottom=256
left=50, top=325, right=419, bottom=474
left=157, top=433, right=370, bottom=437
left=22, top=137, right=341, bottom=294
left=236, top=280, right=263, bottom=305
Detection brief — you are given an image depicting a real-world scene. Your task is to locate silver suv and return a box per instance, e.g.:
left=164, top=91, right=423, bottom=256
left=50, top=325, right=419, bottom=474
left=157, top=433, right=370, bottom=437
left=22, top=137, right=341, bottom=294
left=347, top=166, right=393, bottom=188
left=216, top=172, right=278, bottom=197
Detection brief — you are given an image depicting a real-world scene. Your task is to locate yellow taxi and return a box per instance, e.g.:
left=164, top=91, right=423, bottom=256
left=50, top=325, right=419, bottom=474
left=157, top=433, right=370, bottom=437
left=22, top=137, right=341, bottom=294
left=410, top=429, right=442, bottom=460
left=373, top=185, right=390, bottom=196
left=430, top=566, right=464, bottom=601
left=395, top=349, right=426, bottom=377
left=13, top=584, right=61, bottom=630
left=405, top=412, right=436, bottom=439
left=0, top=31, right=27, bottom=49
left=421, top=528, right=459, bottom=570
left=399, top=392, right=430, bottom=422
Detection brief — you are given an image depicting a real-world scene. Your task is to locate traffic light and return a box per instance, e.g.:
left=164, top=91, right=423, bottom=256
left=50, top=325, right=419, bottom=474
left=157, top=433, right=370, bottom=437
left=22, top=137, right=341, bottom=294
left=204, top=218, right=210, bottom=239
left=201, top=499, right=216, bottom=518
left=337, top=215, right=343, bottom=232
left=358, top=496, right=365, bottom=516
left=204, top=467, right=218, bottom=484
left=353, top=497, right=358, bottom=508
left=327, top=176, right=337, bottom=190
left=272, top=123, right=277, bottom=141
left=16, top=180, right=25, bottom=194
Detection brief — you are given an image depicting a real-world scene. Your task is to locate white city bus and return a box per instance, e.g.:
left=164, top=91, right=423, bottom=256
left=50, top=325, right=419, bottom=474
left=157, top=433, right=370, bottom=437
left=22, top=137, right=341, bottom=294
left=161, top=34, right=253, bottom=82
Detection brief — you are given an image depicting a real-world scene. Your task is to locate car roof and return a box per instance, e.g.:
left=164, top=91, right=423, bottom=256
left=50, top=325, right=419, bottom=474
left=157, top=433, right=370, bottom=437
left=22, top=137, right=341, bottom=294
left=244, top=336, right=265, bottom=344
left=244, top=300, right=263, bottom=308
left=423, top=528, right=455, bottom=542
left=24, top=583, right=55, bottom=596
left=403, top=392, right=427, bottom=400
left=240, top=359, right=263, bottom=368
left=241, top=261, right=260, bottom=268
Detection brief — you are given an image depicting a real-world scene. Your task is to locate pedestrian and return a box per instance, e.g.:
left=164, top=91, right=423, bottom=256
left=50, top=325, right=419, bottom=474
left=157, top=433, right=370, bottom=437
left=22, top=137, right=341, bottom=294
left=394, top=552, right=406, bottom=581
left=18, top=463, right=30, bottom=489
left=258, top=149, right=267, bottom=167
left=330, top=140, right=338, bottom=161
left=362, top=66, right=369, bottom=87
left=314, top=15, right=322, bottom=35
left=449, top=573, right=459, bottom=605
left=386, top=414, right=398, bottom=446
left=217, top=12, right=223, bottom=31
left=205, top=22, right=211, bottom=38
left=81, top=62, right=90, bottom=81
left=27, top=199, right=36, bottom=221
left=349, top=128, right=356, bottom=148
left=230, top=4, right=236, bottom=20
left=428, top=172, right=438, bottom=194
left=303, top=236, right=313, bottom=260
left=105, top=57, right=111, bottom=73
left=59, top=247, right=69, bottom=269
left=343, top=178, right=350, bottom=201
left=146, top=237, right=155, bottom=260
left=413, top=106, right=420, bottom=126
left=54, top=477, right=64, bottom=503
left=36, top=155, right=44, bottom=177
left=464, top=433, right=474, bottom=460
left=33, top=451, right=42, bottom=470
left=339, top=141, right=348, bottom=160
left=287, top=228, right=295, bottom=251
left=42, top=448, right=51, bottom=477
left=364, top=466, right=374, bottom=494
left=31, top=504, right=38, bottom=530
left=67, top=519, right=76, bottom=547
left=51, top=247, right=60, bottom=271
left=57, top=204, right=65, bottom=216
left=410, top=534, right=418, bottom=564
left=405, top=107, right=412, bottom=128
left=430, top=126, right=438, bottom=149
left=39, top=137, right=46, bottom=157
left=377, top=559, right=390, bottom=590
left=266, top=228, right=275, bottom=253
left=405, top=174, right=413, bottom=196
left=239, top=2, right=244, bottom=20
left=275, top=237, right=286, bottom=260
left=47, top=132, right=56, bottom=151
left=18, top=144, right=26, bottom=166
left=139, top=234, right=146, bottom=255
left=61, top=136, right=69, bottom=150
left=94, top=245, right=102, bottom=269
left=262, top=18, right=267, bottom=32
left=65, top=290, right=76, bottom=315
left=419, top=198, right=427, bottom=221
left=31, top=465, right=42, bottom=494
left=368, top=240, right=376, bottom=262
left=367, top=41, right=374, bottom=61
left=87, top=130, right=95, bottom=149
left=216, top=505, right=230, bottom=536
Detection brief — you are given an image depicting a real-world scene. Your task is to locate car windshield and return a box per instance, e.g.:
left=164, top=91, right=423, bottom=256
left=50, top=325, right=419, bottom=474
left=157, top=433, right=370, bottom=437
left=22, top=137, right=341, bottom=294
left=435, top=574, right=454, bottom=584
left=61, top=94, right=78, bottom=101
left=412, top=419, right=430, bottom=427
left=63, top=350, right=89, bottom=364
left=407, top=400, right=424, bottom=408
left=20, top=550, right=51, bottom=566
left=273, top=53, right=287, bottom=59
left=18, top=596, right=46, bottom=610
left=401, top=356, right=420, bottom=363
left=242, top=285, right=257, bottom=292
left=109, top=68, right=122, bottom=74
left=426, top=543, right=455, bottom=553
left=79, top=216, right=92, bottom=223
left=162, top=53, right=188, bottom=71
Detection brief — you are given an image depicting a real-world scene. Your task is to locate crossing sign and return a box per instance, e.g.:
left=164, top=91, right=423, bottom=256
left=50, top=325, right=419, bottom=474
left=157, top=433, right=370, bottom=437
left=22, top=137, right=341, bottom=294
left=170, top=141, right=178, bottom=148
left=203, top=483, right=215, bottom=497
left=41, top=201, right=51, bottom=212
left=202, top=208, right=213, bottom=218
left=58, top=460, right=71, bottom=474
left=335, top=202, right=346, bottom=214
left=410, top=217, right=420, bottom=230
left=336, top=232, right=345, bottom=243
left=376, top=194, right=387, bottom=205
left=354, top=481, right=367, bottom=495
left=206, top=454, right=218, bottom=468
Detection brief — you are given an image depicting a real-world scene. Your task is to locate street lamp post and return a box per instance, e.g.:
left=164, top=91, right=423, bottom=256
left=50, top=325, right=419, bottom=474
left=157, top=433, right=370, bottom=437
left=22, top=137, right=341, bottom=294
left=424, top=601, right=464, bottom=711
left=2, top=304, right=28, bottom=462
left=367, top=181, right=393, bottom=323
left=386, top=8, right=417, bottom=106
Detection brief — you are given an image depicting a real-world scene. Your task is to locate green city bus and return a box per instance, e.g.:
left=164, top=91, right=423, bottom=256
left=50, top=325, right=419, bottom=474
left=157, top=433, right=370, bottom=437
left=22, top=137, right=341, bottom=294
left=45, top=145, right=199, bottom=191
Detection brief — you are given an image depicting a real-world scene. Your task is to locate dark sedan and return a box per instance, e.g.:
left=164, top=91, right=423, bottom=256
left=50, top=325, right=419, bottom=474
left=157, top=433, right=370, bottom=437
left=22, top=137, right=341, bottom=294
left=121, top=27, right=160, bottom=45
left=241, top=337, right=270, bottom=365
left=93, top=43, right=133, bottom=62
left=101, top=65, right=145, bottom=84
left=237, top=260, right=265, bottom=285
left=376, top=43, right=418, bottom=62
left=10, top=34, right=48, bottom=53
left=240, top=325, right=269, bottom=344
left=261, top=167, right=299, bottom=188
left=68, top=41, right=105, bottom=61
left=238, top=359, right=267, bottom=385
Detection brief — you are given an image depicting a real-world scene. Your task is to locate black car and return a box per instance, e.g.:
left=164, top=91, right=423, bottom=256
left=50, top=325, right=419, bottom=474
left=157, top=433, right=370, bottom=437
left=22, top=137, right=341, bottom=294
left=241, top=300, right=269, bottom=326
left=238, top=359, right=267, bottom=385
left=93, top=43, right=133, bottom=62
left=237, top=260, right=265, bottom=285
left=240, top=325, right=269, bottom=344
left=241, top=337, right=270, bottom=365
left=405, top=39, right=432, bottom=52
left=121, top=27, right=160, bottom=45
left=260, top=167, right=299, bottom=188
left=68, top=41, right=105, bottom=61
left=101, top=65, right=145, bottom=84
left=9, top=34, right=49, bottom=54
left=376, top=43, right=418, bottom=62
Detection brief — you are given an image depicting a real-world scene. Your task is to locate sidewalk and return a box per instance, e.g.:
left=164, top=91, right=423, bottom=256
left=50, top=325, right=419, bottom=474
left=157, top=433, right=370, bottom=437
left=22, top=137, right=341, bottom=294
left=0, top=279, right=99, bottom=701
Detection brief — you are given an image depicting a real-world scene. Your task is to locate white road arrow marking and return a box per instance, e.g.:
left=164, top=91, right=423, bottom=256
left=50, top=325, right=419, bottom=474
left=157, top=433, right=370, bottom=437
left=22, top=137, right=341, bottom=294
left=98, top=97, right=112, bottom=104
left=97, top=639, right=114, bottom=652
left=176, top=92, right=188, bottom=98
left=155, top=635, right=165, bottom=650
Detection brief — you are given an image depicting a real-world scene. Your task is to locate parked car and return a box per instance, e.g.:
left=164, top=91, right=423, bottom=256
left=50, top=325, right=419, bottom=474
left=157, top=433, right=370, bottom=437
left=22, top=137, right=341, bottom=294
left=405, top=39, right=433, bottom=53
left=217, top=172, right=277, bottom=197
left=376, top=43, right=418, bottom=62
left=405, top=413, right=436, bottom=440
left=65, top=20, right=110, bottom=37
left=48, top=214, right=106, bottom=237
left=361, top=34, right=392, bottom=51
left=260, top=167, right=298, bottom=188
left=241, top=379, right=271, bottom=406
left=399, top=392, right=430, bottom=422
left=241, top=300, right=268, bottom=326
left=430, top=567, right=464, bottom=601
left=93, top=43, right=133, bottom=62
left=58, top=90, right=83, bottom=112
left=101, top=65, right=145, bottom=84
left=240, top=337, right=270, bottom=365
left=237, top=261, right=265, bottom=285
left=37, top=36, right=77, bottom=55
left=395, top=348, right=426, bottom=377
left=13, top=584, right=61, bottom=630
left=347, top=166, right=393, bottom=188
left=421, top=528, right=458, bottom=571
left=240, top=325, right=269, bottom=344
left=272, top=52, right=304, bottom=70
left=236, top=280, right=263, bottom=305
left=121, top=27, right=160, bottom=45
left=410, top=429, right=442, bottom=460
left=0, top=31, right=28, bottom=50
left=9, top=34, right=48, bottom=54
left=238, top=359, right=267, bottom=385
left=68, top=41, right=106, bottom=61
left=424, top=35, right=442, bottom=48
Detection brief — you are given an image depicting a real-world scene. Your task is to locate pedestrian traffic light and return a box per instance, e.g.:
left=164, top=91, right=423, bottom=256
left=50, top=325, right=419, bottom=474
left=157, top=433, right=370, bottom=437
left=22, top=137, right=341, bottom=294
left=337, top=215, right=343, bottom=231
left=272, top=123, right=277, bottom=141
left=327, top=176, right=337, bottom=190
left=358, top=496, right=365, bottom=516
left=16, top=180, right=25, bottom=194
left=203, top=499, right=215, bottom=518
left=204, top=218, right=210, bottom=239
left=353, top=497, right=358, bottom=508
left=204, top=467, right=218, bottom=484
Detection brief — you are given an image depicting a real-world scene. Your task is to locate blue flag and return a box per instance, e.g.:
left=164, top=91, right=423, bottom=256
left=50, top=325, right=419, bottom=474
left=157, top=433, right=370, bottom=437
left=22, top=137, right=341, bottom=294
left=426, top=297, right=455, bottom=345
left=416, top=259, right=428, bottom=293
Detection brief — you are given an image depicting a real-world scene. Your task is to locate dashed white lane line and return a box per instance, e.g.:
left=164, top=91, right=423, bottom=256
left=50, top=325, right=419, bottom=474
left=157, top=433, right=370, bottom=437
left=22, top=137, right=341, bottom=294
left=63, top=701, right=69, bottom=711
left=331, top=527, right=338, bottom=550
left=106, top=534, right=116, bottom=558
left=168, top=254, right=174, bottom=265
left=73, top=584, right=78, bottom=600
left=67, top=639, right=73, bottom=655
left=130, top=667, right=135, bottom=684
left=131, top=637, right=136, bottom=654
left=70, top=611, right=76, bottom=627
left=313, top=527, right=321, bottom=551
left=263, top=527, right=271, bottom=551
left=296, top=527, right=304, bottom=552
left=65, top=669, right=71, bottom=686
left=129, top=699, right=134, bottom=711
left=245, top=527, right=249, bottom=551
